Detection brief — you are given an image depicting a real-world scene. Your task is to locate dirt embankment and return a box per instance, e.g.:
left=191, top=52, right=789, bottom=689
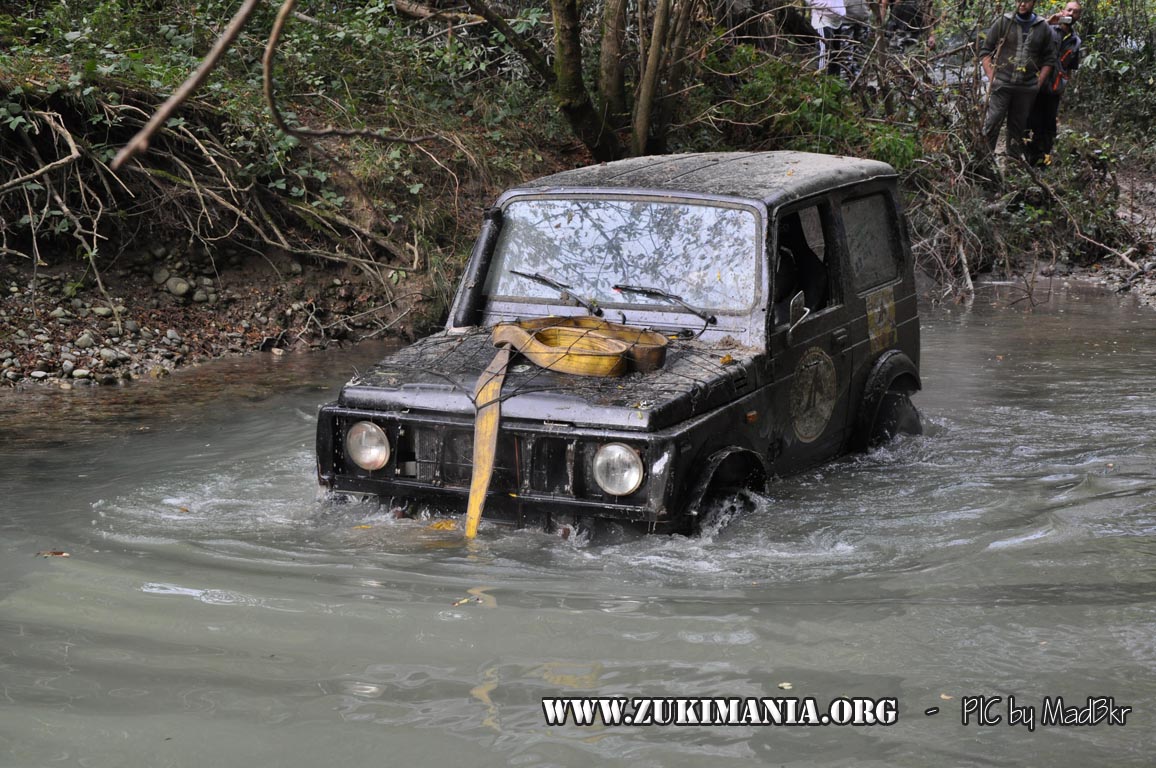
left=0, top=243, right=435, bottom=389
left=1097, top=171, right=1156, bottom=307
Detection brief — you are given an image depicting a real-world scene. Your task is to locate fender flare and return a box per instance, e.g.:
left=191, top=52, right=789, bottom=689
left=852, top=349, right=921, bottom=451
left=685, top=447, right=770, bottom=516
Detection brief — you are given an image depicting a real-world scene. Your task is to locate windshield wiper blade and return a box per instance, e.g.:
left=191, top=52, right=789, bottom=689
left=613, top=284, right=717, bottom=325
left=511, top=269, right=602, bottom=316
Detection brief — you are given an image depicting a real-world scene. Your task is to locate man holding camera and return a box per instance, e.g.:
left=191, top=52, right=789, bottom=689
left=1026, top=1, right=1084, bottom=166
left=979, top=0, right=1057, bottom=162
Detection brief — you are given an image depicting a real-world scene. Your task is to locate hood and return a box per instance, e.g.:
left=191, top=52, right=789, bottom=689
left=338, top=328, right=761, bottom=432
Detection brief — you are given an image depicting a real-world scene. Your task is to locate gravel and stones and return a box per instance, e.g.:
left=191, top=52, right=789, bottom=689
left=0, top=247, right=427, bottom=389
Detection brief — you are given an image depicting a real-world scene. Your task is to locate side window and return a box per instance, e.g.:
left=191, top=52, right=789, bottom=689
left=771, top=201, right=840, bottom=326
left=842, top=193, right=900, bottom=292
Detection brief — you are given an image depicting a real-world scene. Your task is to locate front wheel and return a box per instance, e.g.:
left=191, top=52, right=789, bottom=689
left=693, top=488, right=756, bottom=538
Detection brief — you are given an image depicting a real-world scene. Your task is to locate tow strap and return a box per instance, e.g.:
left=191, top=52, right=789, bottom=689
left=463, top=317, right=668, bottom=538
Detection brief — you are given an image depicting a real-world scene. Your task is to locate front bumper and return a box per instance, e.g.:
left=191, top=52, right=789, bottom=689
left=316, top=403, right=681, bottom=529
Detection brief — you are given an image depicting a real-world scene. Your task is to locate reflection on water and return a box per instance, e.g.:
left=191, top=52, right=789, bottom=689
left=0, top=341, right=395, bottom=450
left=1, top=285, right=1155, bottom=767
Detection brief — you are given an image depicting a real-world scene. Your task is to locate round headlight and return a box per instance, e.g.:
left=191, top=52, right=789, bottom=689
left=592, top=443, right=644, bottom=496
left=346, top=421, right=390, bottom=471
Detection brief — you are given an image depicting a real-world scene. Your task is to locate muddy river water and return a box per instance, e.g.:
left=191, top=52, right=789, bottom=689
left=1, top=284, right=1154, bottom=766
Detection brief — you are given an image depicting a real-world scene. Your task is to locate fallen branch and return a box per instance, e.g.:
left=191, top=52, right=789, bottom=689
left=364, top=306, right=414, bottom=338
left=1114, top=246, right=1141, bottom=271
left=266, top=0, right=339, bottom=28
left=393, top=0, right=484, bottom=24
left=957, top=241, right=975, bottom=294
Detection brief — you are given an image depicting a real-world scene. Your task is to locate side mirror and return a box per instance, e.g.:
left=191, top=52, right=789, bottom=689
left=787, top=291, right=809, bottom=343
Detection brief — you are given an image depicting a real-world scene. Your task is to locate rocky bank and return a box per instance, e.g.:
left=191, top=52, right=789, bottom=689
left=0, top=244, right=433, bottom=389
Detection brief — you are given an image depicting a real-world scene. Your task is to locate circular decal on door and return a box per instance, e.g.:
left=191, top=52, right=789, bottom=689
left=791, top=346, right=837, bottom=443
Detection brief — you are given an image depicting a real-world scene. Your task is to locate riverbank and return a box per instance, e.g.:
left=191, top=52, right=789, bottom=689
left=0, top=244, right=435, bottom=388
left=1104, top=169, right=1156, bottom=308
left=1055, top=167, right=1156, bottom=307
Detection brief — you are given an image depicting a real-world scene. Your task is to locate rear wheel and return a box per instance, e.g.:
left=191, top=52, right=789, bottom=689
left=869, top=390, right=922, bottom=445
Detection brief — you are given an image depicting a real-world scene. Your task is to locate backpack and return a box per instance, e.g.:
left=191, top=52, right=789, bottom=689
left=845, top=0, right=870, bottom=23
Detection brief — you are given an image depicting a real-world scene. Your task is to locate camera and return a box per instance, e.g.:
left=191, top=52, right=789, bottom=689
left=1058, top=15, right=1073, bottom=23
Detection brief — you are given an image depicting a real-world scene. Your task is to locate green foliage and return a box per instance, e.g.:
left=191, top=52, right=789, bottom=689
left=867, top=124, right=920, bottom=171
left=1068, top=45, right=1156, bottom=142
left=1028, top=131, right=1127, bottom=262
left=684, top=47, right=920, bottom=169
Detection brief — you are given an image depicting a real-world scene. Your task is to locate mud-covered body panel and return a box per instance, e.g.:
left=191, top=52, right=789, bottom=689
left=338, top=329, right=761, bottom=431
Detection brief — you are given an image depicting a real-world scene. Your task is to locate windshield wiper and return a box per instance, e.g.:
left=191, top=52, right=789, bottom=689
left=511, top=269, right=602, bottom=316
left=613, top=284, right=717, bottom=326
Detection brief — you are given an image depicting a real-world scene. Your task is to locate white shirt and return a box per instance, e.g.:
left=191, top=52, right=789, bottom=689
left=811, top=0, right=847, bottom=30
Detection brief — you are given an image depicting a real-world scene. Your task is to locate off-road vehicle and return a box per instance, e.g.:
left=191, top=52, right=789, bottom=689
left=316, top=152, right=921, bottom=534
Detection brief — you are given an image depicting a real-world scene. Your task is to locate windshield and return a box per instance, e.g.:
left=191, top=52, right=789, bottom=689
left=484, top=196, right=760, bottom=314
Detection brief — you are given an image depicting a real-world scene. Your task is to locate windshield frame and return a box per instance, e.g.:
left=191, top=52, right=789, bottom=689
left=482, top=191, right=766, bottom=319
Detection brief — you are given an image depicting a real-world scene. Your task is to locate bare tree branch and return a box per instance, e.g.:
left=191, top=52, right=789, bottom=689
left=1018, top=158, right=1141, bottom=269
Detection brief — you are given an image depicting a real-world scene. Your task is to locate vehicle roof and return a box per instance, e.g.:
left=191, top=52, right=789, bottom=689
left=510, top=151, right=896, bottom=209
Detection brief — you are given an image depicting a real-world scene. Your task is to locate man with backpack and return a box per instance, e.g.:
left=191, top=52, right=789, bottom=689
left=1026, top=1, right=1083, bottom=165
left=979, top=0, right=1057, bottom=162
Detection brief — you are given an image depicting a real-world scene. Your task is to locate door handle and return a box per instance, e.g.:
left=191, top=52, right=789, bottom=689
left=832, top=327, right=849, bottom=348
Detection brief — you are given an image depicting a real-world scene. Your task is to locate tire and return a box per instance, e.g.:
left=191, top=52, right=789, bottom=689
left=870, top=390, right=922, bottom=445
left=694, top=488, right=756, bottom=538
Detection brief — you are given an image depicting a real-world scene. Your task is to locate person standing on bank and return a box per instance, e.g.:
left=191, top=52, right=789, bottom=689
left=979, top=0, right=1057, bottom=162
left=811, top=0, right=849, bottom=75
left=1026, top=1, right=1083, bottom=165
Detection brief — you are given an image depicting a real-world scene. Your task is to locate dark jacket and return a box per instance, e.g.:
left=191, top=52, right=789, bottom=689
left=1042, top=25, right=1082, bottom=95
left=980, top=12, right=1057, bottom=87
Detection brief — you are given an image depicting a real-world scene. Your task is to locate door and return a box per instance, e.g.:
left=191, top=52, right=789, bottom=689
left=767, top=197, right=855, bottom=473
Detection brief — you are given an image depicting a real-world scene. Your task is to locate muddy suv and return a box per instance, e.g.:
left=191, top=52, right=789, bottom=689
left=316, top=152, right=921, bottom=533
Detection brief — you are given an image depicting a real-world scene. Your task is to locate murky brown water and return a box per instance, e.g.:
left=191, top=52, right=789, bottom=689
left=1, top=285, right=1154, bottom=766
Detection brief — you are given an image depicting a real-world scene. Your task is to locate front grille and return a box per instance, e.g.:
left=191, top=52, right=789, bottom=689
left=334, top=414, right=647, bottom=507
left=387, top=423, right=519, bottom=491
left=527, top=436, right=576, bottom=495
left=440, top=430, right=473, bottom=486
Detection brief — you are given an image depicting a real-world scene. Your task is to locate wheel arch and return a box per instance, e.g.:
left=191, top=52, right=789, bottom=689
left=685, top=447, right=770, bottom=518
left=852, top=349, right=921, bottom=450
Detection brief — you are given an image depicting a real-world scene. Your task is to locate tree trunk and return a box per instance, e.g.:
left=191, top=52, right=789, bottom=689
left=651, top=0, right=699, bottom=153
left=632, top=0, right=672, bottom=156
left=550, top=0, right=623, bottom=161
left=598, top=0, right=630, bottom=129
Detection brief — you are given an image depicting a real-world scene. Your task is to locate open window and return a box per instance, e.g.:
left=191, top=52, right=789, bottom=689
left=771, top=201, right=840, bottom=327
